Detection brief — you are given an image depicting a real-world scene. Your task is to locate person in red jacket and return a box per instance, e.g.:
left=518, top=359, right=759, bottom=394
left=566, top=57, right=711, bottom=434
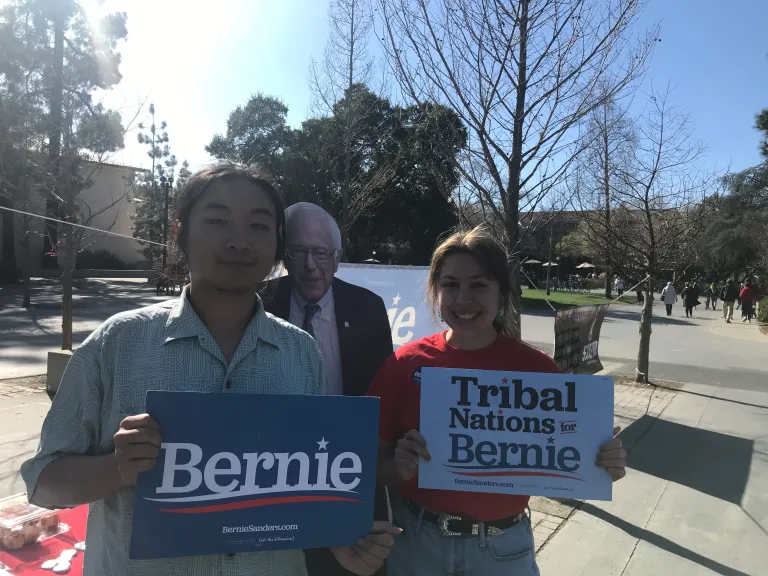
left=367, top=226, right=627, bottom=576
left=739, top=281, right=758, bottom=322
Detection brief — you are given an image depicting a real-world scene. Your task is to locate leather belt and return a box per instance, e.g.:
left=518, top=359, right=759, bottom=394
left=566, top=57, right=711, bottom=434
left=402, top=499, right=526, bottom=537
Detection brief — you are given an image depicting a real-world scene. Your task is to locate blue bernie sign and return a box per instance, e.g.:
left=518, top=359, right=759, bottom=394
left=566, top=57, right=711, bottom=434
left=130, top=392, right=380, bottom=559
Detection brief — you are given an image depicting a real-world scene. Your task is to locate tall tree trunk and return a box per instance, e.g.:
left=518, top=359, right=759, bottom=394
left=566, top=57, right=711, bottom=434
left=505, top=0, right=529, bottom=341
left=602, top=104, right=612, bottom=300
left=44, top=4, right=64, bottom=265
left=21, top=224, right=31, bottom=307
left=636, top=276, right=653, bottom=383
left=61, top=196, right=74, bottom=351
left=339, top=0, right=356, bottom=261
left=0, top=196, right=18, bottom=284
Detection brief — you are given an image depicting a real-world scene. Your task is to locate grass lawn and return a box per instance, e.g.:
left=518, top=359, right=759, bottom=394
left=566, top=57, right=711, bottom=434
left=521, top=288, right=636, bottom=310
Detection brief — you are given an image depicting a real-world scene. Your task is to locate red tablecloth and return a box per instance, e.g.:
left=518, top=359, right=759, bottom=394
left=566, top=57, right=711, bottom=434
left=0, top=505, right=87, bottom=575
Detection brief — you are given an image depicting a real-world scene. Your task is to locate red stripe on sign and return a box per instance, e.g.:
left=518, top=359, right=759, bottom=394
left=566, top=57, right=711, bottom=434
left=450, top=470, right=585, bottom=481
left=158, top=495, right=363, bottom=514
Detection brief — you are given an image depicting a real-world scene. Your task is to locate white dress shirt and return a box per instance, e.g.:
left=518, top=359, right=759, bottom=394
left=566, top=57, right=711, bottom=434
left=289, top=287, right=344, bottom=396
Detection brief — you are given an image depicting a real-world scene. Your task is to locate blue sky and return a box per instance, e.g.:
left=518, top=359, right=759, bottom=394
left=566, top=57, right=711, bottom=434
left=99, top=0, right=768, bottom=175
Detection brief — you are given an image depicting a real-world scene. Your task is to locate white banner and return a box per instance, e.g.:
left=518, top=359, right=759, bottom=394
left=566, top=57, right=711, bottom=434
left=335, top=264, right=440, bottom=348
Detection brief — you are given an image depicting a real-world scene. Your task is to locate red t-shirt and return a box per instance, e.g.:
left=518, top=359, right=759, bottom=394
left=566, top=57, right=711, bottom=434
left=367, top=332, right=560, bottom=522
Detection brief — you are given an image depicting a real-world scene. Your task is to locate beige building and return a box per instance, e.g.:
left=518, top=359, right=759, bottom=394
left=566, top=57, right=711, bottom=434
left=0, top=161, right=149, bottom=277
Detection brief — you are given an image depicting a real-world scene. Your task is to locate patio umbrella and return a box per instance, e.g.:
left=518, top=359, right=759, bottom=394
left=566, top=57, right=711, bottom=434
left=575, top=262, right=596, bottom=269
left=541, top=262, right=558, bottom=267
left=523, top=259, right=542, bottom=265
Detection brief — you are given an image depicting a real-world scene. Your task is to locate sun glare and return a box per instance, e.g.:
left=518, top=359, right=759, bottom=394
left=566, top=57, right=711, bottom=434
left=78, top=0, right=109, bottom=29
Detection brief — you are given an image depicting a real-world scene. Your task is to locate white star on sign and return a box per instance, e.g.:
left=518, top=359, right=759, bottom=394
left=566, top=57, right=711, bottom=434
left=392, top=294, right=401, bottom=306
left=317, top=438, right=329, bottom=451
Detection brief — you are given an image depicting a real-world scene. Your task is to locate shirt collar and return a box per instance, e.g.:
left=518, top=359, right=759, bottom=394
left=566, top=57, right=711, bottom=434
left=165, top=285, right=279, bottom=349
left=291, top=285, right=334, bottom=321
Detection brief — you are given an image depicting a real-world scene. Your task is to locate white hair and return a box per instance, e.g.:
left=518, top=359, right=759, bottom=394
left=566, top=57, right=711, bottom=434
left=284, top=202, right=343, bottom=253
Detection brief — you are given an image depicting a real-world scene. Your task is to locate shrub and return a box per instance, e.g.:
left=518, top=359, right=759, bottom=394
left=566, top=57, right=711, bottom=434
left=76, top=249, right=127, bottom=270
left=758, top=297, right=768, bottom=325
left=584, top=277, right=604, bottom=291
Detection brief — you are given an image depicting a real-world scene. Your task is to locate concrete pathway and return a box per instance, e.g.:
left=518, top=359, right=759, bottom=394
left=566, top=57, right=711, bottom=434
left=537, top=382, right=768, bottom=576
left=2, top=281, right=765, bottom=392
left=521, top=296, right=768, bottom=392
left=0, top=378, right=48, bottom=498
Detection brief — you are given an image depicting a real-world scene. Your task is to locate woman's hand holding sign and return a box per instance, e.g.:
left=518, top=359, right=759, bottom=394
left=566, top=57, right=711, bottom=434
left=394, top=429, right=431, bottom=483
left=596, top=426, right=627, bottom=481
left=114, top=414, right=162, bottom=486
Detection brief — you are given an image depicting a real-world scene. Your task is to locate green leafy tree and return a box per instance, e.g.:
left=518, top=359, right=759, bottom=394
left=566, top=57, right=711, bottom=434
left=699, top=164, right=768, bottom=282
left=211, top=86, right=467, bottom=262
left=0, top=0, right=52, bottom=287
left=0, top=0, right=129, bottom=347
left=206, top=93, right=289, bottom=176
left=756, top=108, right=768, bottom=159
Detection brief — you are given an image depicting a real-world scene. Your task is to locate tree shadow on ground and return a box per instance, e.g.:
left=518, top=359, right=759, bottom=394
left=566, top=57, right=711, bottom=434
left=549, top=415, right=759, bottom=575
left=621, top=414, right=752, bottom=505
left=557, top=499, right=752, bottom=576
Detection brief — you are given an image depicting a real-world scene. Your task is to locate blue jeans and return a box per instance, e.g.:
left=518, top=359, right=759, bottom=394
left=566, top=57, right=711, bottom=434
left=387, top=496, right=539, bottom=576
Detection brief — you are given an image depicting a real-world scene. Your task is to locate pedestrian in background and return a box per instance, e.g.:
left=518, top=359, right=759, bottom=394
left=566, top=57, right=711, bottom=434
left=682, top=282, right=698, bottom=318
left=720, top=279, right=739, bottom=323
left=739, top=281, right=757, bottom=323
left=710, top=281, right=720, bottom=311
left=661, top=281, right=677, bottom=316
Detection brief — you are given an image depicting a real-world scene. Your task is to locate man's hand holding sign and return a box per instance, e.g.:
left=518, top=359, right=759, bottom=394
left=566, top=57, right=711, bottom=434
left=114, top=414, right=162, bottom=486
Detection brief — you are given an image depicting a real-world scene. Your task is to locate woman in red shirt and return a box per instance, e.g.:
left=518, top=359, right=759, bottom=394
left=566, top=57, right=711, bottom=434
left=368, top=226, right=626, bottom=576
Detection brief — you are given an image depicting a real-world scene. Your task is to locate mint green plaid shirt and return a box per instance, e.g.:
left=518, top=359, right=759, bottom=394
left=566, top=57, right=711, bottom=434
left=21, top=287, right=325, bottom=576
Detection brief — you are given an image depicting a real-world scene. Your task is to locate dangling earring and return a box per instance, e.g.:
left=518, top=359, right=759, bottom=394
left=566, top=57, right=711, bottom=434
left=495, top=305, right=505, bottom=324
left=438, top=311, right=444, bottom=323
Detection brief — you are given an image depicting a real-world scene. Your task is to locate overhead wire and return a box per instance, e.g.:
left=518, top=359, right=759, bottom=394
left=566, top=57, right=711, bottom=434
left=0, top=204, right=168, bottom=248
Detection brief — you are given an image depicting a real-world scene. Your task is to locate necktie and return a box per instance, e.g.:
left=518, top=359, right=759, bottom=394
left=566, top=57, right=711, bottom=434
left=303, top=304, right=320, bottom=338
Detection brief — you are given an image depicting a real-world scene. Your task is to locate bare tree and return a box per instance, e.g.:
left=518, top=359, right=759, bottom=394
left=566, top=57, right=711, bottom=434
left=378, top=0, right=658, bottom=338
left=578, top=89, right=636, bottom=298
left=576, top=86, right=716, bottom=382
left=310, top=0, right=383, bottom=256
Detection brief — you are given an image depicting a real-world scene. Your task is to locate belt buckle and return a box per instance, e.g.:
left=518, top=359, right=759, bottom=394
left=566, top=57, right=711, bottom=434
left=437, top=513, right=463, bottom=537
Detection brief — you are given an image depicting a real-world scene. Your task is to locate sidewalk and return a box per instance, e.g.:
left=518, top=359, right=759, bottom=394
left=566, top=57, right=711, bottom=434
left=0, top=377, right=49, bottom=498
left=537, top=380, right=768, bottom=575
left=528, top=381, right=678, bottom=551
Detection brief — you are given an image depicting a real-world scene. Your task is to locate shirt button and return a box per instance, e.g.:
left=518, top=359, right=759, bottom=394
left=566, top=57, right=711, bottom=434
left=225, top=380, right=232, bottom=389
